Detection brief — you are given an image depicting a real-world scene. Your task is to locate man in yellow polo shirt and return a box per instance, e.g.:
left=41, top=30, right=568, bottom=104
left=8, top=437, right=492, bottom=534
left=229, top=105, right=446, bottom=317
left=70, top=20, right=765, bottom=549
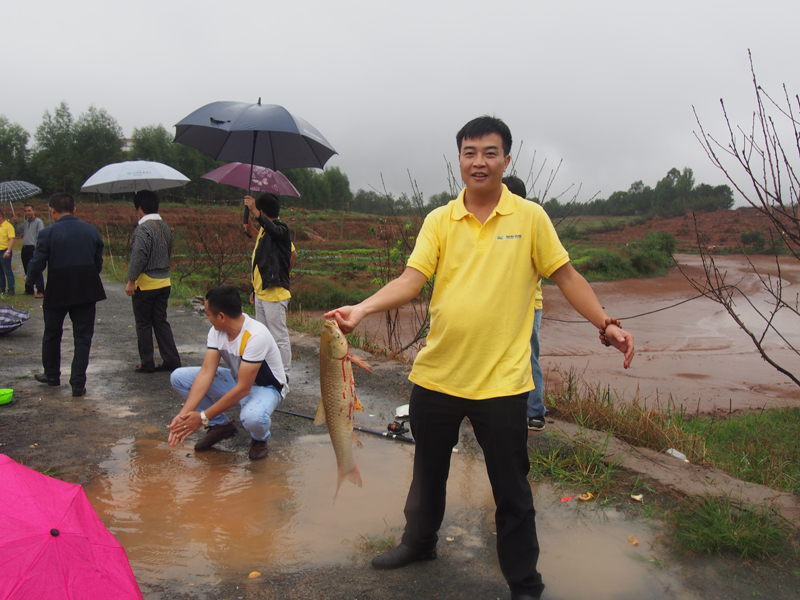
left=325, top=116, right=634, bottom=600
left=125, top=190, right=181, bottom=374
left=0, top=208, right=17, bottom=295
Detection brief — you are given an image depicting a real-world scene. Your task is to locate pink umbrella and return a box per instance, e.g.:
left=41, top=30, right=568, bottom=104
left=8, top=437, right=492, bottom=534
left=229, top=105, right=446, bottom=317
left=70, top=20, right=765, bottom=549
left=0, top=454, right=143, bottom=600
left=201, top=162, right=301, bottom=197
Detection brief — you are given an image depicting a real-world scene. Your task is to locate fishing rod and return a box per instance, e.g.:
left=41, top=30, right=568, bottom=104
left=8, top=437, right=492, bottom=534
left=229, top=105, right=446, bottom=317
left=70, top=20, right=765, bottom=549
left=274, top=408, right=416, bottom=444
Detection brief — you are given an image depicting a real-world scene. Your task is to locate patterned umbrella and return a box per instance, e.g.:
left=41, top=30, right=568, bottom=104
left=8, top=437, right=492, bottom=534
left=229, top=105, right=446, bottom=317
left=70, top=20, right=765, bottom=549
left=0, top=306, right=29, bottom=334
left=0, top=181, right=42, bottom=216
left=201, top=163, right=300, bottom=197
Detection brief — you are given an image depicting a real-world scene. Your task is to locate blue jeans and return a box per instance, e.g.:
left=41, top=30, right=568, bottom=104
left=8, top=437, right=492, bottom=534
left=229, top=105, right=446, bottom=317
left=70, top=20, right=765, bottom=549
left=527, top=308, right=545, bottom=419
left=170, top=367, right=282, bottom=441
left=0, top=250, right=14, bottom=293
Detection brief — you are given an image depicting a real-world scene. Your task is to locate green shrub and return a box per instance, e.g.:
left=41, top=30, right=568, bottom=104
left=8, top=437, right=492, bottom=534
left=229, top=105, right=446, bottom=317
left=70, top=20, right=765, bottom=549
left=740, top=230, right=765, bottom=250
left=574, top=249, right=636, bottom=280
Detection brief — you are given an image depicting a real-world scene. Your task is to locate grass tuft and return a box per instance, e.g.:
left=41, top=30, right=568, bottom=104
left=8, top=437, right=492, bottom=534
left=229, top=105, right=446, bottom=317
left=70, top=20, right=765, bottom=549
left=668, top=496, right=791, bottom=559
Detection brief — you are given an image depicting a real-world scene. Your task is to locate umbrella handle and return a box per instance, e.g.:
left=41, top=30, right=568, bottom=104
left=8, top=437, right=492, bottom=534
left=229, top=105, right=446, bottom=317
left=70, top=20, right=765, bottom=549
left=243, top=206, right=253, bottom=238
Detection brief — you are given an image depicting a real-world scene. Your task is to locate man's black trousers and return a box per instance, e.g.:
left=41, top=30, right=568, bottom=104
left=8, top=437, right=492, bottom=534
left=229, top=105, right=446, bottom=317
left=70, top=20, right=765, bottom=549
left=21, top=245, right=44, bottom=294
left=43, top=302, right=96, bottom=389
left=131, top=286, right=181, bottom=370
left=401, top=385, right=544, bottom=598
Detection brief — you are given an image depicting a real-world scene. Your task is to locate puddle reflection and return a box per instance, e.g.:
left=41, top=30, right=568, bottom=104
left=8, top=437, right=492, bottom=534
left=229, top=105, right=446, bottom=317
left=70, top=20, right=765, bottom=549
left=87, top=435, right=694, bottom=598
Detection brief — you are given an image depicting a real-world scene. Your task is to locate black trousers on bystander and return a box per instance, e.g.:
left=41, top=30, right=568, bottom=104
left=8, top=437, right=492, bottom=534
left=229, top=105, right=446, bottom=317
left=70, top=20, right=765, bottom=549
left=42, top=302, right=96, bottom=389
left=131, top=286, right=181, bottom=371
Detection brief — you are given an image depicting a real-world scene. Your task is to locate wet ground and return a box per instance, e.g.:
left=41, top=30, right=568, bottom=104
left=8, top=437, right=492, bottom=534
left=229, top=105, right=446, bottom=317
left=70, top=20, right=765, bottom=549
left=1, top=255, right=799, bottom=599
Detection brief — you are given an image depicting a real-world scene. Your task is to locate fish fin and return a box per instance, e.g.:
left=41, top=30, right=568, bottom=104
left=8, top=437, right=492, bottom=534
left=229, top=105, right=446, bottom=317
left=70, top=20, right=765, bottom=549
left=348, top=353, right=373, bottom=373
left=354, top=394, right=365, bottom=412
left=313, top=399, right=327, bottom=426
left=352, top=431, right=363, bottom=449
left=334, top=464, right=363, bottom=502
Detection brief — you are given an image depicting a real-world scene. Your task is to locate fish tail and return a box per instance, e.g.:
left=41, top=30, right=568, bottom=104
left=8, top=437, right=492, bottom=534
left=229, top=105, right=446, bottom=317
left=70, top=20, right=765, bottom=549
left=333, top=464, right=363, bottom=502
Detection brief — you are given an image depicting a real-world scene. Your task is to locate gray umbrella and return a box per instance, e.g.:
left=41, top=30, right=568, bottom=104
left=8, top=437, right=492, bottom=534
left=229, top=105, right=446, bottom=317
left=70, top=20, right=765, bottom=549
left=174, top=99, right=337, bottom=226
left=174, top=99, right=337, bottom=169
left=0, top=180, right=42, bottom=217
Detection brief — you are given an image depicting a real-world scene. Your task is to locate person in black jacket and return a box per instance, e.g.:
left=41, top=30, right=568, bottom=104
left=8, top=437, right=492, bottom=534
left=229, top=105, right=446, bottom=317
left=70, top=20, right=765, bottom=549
left=26, top=193, right=106, bottom=397
left=243, top=193, right=295, bottom=379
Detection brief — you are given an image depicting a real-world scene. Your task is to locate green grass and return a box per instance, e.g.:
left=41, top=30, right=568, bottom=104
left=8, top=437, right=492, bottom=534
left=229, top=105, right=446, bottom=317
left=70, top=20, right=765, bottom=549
left=668, top=496, right=792, bottom=559
left=527, top=432, right=623, bottom=494
left=682, top=408, right=800, bottom=495
left=548, top=371, right=800, bottom=495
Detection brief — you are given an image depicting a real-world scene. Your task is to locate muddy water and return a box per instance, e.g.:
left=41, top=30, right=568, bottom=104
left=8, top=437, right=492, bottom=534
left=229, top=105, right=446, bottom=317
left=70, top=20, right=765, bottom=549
left=315, top=254, right=800, bottom=413
left=86, top=434, right=695, bottom=598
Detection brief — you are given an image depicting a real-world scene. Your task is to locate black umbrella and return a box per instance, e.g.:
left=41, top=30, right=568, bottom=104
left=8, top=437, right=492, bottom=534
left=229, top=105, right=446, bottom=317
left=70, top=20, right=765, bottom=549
left=174, top=99, right=337, bottom=226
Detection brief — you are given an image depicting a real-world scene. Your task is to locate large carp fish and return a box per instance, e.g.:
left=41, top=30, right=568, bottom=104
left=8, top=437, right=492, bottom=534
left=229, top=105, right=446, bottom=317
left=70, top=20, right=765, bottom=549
left=316, top=319, right=373, bottom=499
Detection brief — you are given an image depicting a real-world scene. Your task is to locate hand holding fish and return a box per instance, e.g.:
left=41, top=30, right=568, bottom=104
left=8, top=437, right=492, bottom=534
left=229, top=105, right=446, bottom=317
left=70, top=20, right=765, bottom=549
left=322, top=306, right=362, bottom=334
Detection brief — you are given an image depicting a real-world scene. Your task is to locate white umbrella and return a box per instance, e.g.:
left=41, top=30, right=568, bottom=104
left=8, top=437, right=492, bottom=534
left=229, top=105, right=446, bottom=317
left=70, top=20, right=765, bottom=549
left=80, top=161, right=190, bottom=194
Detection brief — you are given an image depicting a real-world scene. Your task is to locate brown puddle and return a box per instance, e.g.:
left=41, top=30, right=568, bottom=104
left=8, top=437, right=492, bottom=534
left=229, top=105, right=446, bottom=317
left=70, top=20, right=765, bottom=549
left=86, top=434, right=697, bottom=598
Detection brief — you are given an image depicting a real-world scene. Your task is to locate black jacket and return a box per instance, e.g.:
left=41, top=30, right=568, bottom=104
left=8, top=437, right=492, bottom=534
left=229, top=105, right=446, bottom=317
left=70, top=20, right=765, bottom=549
left=252, top=214, right=292, bottom=292
left=27, top=214, right=106, bottom=309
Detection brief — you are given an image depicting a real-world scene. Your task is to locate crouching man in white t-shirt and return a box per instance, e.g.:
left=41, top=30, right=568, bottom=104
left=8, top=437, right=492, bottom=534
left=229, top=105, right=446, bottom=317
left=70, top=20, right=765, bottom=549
left=167, top=285, right=287, bottom=461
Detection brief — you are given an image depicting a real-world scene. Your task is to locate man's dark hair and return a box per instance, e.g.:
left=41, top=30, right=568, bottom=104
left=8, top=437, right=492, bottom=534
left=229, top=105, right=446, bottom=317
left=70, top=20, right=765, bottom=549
left=206, top=285, right=243, bottom=318
left=502, top=176, right=527, bottom=198
left=24, top=204, right=35, bottom=211
left=133, top=190, right=160, bottom=215
left=0, top=208, right=4, bottom=218
left=49, top=193, right=75, bottom=214
left=256, top=193, right=280, bottom=219
left=456, top=116, right=512, bottom=156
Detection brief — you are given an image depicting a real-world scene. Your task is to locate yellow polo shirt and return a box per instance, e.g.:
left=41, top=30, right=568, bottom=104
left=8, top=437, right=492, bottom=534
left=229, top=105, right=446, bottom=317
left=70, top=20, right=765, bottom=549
left=252, top=238, right=295, bottom=302
left=407, top=186, right=569, bottom=399
left=0, top=221, right=15, bottom=251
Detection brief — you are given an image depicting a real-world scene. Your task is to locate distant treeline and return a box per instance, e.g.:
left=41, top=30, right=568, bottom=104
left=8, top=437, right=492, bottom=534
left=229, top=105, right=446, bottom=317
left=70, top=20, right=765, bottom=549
left=2, top=105, right=732, bottom=219
left=540, top=168, right=734, bottom=219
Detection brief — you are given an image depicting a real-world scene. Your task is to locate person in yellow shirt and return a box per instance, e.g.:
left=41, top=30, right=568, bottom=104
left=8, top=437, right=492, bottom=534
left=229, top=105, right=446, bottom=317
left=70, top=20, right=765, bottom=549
left=0, top=208, right=17, bottom=295
left=502, top=176, right=546, bottom=431
left=325, top=116, right=634, bottom=600
left=125, top=191, right=181, bottom=373
left=244, top=193, right=296, bottom=380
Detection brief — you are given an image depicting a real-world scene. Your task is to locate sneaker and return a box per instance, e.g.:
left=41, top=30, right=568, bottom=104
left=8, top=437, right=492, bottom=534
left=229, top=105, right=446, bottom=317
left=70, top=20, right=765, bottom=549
left=194, top=421, right=236, bottom=450
left=34, top=372, right=60, bottom=386
left=527, top=417, right=546, bottom=431
left=248, top=438, right=269, bottom=461
left=372, top=543, right=437, bottom=570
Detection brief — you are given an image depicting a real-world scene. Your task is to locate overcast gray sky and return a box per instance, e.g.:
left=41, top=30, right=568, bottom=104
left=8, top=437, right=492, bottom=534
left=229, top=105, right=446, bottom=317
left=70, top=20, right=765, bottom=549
left=3, top=0, right=798, bottom=204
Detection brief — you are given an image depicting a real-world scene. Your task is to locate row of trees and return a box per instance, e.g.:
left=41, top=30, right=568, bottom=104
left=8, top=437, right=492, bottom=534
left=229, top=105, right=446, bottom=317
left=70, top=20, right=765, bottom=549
left=540, top=167, right=734, bottom=219
left=2, top=103, right=730, bottom=220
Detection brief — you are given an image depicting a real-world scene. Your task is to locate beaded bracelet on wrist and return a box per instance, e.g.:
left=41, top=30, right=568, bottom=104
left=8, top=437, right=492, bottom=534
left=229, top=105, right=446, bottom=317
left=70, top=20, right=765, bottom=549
left=598, top=318, right=621, bottom=347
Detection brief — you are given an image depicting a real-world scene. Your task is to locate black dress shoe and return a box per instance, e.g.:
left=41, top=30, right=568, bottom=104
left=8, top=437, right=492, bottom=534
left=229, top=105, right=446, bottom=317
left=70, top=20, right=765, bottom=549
left=371, top=543, right=437, bottom=570
left=34, top=372, right=60, bottom=386
left=510, top=594, right=542, bottom=600
left=155, top=363, right=180, bottom=372
left=72, top=387, right=86, bottom=397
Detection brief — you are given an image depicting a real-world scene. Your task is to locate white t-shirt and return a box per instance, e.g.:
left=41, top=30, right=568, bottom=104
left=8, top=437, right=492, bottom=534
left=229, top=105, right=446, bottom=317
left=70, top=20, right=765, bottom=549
left=207, top=314, right=288, bottom=398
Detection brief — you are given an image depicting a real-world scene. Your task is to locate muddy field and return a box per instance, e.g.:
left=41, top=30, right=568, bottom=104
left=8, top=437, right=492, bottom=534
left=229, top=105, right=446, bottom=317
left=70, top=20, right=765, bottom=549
left=1, top=249, right=799, bottom=598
